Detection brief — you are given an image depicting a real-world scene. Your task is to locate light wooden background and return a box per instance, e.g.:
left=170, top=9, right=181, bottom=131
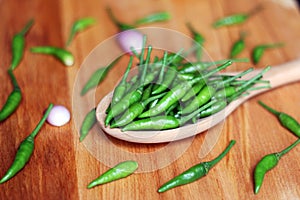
left=1, top=0, right=300, bottom=199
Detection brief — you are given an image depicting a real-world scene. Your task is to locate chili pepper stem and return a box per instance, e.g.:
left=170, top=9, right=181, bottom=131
left=258, top=101, right=280, bottom=116
left=18, top=19, right=34, bottom=36
left=207, top=140, right=236, bottom=168
left=30, top=104, right=54, bottom=138
left=277, top=139, right=300, bottom=159
left=106, top=7, right=135, bottom=30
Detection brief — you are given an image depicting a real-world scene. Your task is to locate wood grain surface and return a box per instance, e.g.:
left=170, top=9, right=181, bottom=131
left=1, top=0, right=300, bottom=199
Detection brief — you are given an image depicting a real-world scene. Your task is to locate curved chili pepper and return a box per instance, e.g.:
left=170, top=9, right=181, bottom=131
left=30, top=46, right=75, bottom=66
left=181, top=81, right=206, bottom=102
left=9, top=19, right=34, bottom=71
left=134, top=12, right=171, bottom=26
left=66, top=17, right=96, bottom=47
left=87, top=160, right=138, bottom=188
left=252, top=43, right=284, bottom=64
left=81, top=56, right=121, bottom=96
left=212, top=5, right=263, bottom=28
left=0, top=104, right=53, bottom=184
left=254, top=139, right=300, bottom=194
left=79, top=108, right=96, bottom=142
left=0, top=70, right=22, bottom=122
left=258, top=101, right=300, bottom=138
left=158, top=140, right=236, bottom=192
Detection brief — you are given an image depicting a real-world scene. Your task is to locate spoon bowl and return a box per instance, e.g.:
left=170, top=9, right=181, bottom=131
left=96, top=59, right=300, bottom=143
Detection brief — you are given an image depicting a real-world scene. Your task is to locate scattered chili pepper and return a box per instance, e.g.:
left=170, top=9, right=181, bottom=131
left=66, top=17, right=96, bottom=47
left=258, top=101, right=300, bottom=138
left=230, top=31, right=247, bottom=58
left=212, top=5, right=263, bottom=28
left=158, top=140, right=236, bottom=192
left=0, top=70, right=22, bottom=122
left=87, top=160, right=138, bottom=188
left=134, top=12, right=171, bottom=26
left=30, top=46, right=75, bottom=66
left=81, top=56, right=121, bottom=96
left=186, top=22, right=205, bottom=61
left=0, top=104, right=53, bottom=184
left=254, top=138, right=300, bottom=194
left=252, top=43, right=284, bottom=64
left=9, top=19, right=34, bottom=71
left=80, top=108, right=96, bottom=142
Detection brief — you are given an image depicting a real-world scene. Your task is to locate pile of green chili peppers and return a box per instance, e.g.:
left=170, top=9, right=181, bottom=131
left=103, top=38, right=270, bottom=131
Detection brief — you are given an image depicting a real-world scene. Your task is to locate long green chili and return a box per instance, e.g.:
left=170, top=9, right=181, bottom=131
left=0, top=104, right=53, bottom=184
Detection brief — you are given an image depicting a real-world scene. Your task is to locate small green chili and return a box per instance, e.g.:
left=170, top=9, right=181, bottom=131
left=0, top=104, right=53, bottom=184
left=230, top=31, right=247, bottom=58
left=212, top=5, right=263, bottom=28
left=0, top=70, right=22, bottom=122
left=254, top=138, right=300, bottom=194
left=87, top=160, right=138, bottom=188
left=134, top=12, right=171, bottom=25
left=9, top=19, right=34, bottom=71
left=252, top=43, right=284, bottom=64
left=66, top=17, right=96, bottom=47
left=79, top=108, right=96, bottom=142
left=30, top=46, right=75, bottom=66
left=258, top=101, right=300, bottom=138
left=158, top=140, right=236, bottom=192
left=81, top=56, right=121, bottom=96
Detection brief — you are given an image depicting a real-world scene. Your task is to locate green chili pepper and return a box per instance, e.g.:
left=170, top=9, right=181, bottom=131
left=122, top=100, right=216, bottom=131
left=252, top=43, right=284, bottom=64
left=9, top=19, right=34, bottom=71
left=0, top=104, right=53, bottom=184
left=81, top=56, right=121, bottom=96
left=30, top=46, right=75, bottom=66
left=107, top=8, right=170, bottom=31
left=87, top=160, right=138, bottom=188
left=134, top=12, right=171, bottom=25
left=111, top=56, right=134, bottom=104
left=254, top=138, right=300, bottom=194
left=179, top=57, right=249, bottom=74
left=181, top=81, right=206, bottom=102
left=186, top=22, right=205, bottom=61
left=0, top=70, right=22, bottom=122
left=212, top=5, right=263, bottom=28
left=180, top=85, right=216, bottom=115
left=258, top=101, right=300, bottom=138
left=66, top=17, right=96, bottom=47
left=106, top=7, right=135, bottom=31
left=110, top=92, right=166, bottom=128
left=230, top=31, right=247, bottom=58
left=79, top=108, right=96, bottom=142
left=158, top=140, right=236, bottom=192
left=141, top=84, right=153, bottom=101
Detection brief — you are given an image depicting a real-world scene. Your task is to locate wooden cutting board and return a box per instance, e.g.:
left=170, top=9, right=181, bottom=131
left=1, top=0, right=300, bottom=199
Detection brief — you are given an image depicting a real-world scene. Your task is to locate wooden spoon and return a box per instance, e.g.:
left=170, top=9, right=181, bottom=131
left=96, top=59, right=300, bottom=143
